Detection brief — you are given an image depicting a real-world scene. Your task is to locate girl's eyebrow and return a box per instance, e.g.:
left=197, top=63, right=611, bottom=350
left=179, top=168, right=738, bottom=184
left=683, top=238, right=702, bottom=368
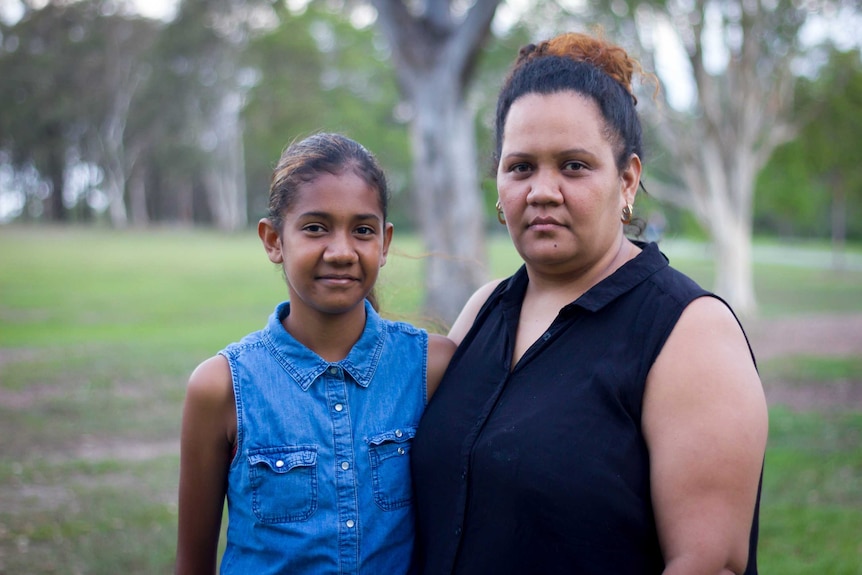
left=298, top=210, right=382, bottom=222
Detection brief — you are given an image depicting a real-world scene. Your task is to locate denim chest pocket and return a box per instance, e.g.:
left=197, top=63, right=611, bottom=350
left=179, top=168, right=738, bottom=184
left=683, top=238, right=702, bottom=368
left=367, top=426, right=415, bottom=511
left=248, top=446, right=318, bottom=523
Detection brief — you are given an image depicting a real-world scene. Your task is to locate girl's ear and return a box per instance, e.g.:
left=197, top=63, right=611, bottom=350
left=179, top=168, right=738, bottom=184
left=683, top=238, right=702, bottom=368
left=380, top=222, right=394, bottom=267
left=621, top=153, right=642, bottom=207
left=258, top=218, right=284, bottom=264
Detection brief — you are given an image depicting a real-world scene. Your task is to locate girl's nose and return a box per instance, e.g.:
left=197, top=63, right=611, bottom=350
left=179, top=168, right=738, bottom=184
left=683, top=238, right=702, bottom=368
left=323, top=232, right=359, bottom=264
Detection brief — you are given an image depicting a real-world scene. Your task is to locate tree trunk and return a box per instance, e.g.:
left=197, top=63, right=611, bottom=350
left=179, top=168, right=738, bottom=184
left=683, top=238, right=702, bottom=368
left=830, top=174, right=846, bottom=271
left=47, top=145, right=66, bottom=222
left=371, top=0, right=500, bottom=326
left=129, top=167, right=149, bottom=227
left=410, top=76, right=487, bottom=326
left=710, top=204, right=756, bottom=317
left=203, top=91, right=247, bottom=232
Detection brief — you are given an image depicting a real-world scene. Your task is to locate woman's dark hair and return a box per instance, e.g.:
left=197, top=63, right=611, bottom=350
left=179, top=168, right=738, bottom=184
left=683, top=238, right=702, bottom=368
left=494, top=33, right=644, bottom=174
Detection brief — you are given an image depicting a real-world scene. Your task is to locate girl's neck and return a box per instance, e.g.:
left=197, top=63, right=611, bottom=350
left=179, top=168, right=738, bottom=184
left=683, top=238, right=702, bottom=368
left=283, top=303, right=368, bottom=363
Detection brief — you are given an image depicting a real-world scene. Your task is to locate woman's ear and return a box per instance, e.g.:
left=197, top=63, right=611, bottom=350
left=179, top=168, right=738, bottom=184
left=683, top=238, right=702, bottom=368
left=621, top=154, right=642, bottom=207
left=258, top=218, right=284, bottom=264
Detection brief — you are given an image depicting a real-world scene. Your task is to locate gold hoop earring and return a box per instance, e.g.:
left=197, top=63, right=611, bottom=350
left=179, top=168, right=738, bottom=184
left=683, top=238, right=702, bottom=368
left=496, top=200, right=506, bottom=225
left=621, top=204, right=634, bottom=225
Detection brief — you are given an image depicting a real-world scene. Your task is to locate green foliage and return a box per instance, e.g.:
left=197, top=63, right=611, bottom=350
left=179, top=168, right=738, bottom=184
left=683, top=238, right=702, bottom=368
left=242, top=5, right=412, bottom=226
left=755, top=47, right=862, bottom=240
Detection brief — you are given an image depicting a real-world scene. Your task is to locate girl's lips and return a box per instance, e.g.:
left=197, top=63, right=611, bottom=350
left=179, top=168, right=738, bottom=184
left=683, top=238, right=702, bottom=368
left=317, top=275, right=359, bottom=285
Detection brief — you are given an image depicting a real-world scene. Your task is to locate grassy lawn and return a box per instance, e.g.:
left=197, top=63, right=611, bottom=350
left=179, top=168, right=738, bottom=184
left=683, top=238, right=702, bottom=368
left=1, top=225, right=860, bottom=573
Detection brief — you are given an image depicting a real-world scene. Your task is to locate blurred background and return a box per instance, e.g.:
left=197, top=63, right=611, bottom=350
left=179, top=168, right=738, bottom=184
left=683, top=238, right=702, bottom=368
left=1, top=0, right=861, bottom=572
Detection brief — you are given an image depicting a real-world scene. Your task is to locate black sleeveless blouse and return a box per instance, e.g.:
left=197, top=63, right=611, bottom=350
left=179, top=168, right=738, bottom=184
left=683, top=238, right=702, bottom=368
left=411, top=242, right=760, bottom=575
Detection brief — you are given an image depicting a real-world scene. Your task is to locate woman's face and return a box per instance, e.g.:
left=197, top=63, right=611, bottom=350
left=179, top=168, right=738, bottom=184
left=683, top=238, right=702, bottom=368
left=496, top=91, right=640, bottom=276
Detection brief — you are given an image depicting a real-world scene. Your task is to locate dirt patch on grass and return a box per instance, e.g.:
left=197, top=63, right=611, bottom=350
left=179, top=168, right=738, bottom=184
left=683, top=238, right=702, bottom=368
left=745, top=313, right=862, bottom=361
left=745, top=313, right=862, bottom=411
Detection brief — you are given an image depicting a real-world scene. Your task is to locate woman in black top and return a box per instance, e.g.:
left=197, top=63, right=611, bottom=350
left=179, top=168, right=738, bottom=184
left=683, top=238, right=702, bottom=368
left=412, top=32, right=767, bottom=575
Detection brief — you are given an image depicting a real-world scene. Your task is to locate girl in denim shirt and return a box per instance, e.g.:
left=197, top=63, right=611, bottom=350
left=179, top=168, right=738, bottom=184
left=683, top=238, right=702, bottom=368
left=175, top=133, right=455, bottom=574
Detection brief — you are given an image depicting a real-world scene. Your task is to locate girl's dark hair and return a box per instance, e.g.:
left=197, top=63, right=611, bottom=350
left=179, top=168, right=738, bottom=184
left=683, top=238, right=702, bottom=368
left=267, top=132, right=390, bottom=310
left=494, top=33, right=644, bottom=174
left=268, top=132, right=390, bottom=231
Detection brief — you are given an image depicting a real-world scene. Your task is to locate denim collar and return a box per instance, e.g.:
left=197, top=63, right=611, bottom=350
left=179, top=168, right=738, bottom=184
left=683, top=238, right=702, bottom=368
left=262, top=299, right=386, bottom=391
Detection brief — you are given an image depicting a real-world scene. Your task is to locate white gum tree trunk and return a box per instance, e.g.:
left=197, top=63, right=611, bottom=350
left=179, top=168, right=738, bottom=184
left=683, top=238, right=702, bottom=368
left=372, top=0, right=501, bottom=325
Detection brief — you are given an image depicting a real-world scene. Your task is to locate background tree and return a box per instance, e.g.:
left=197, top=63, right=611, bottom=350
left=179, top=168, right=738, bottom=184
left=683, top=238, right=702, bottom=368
left=241, top=2, right=411, bottom=225
left=531, top=0, right=847, bottom=315
left=756, top=45, right=862, bottom=265
left=0, top=1, right=103, bottom=221
left=370, top=0, right=503, bottom=325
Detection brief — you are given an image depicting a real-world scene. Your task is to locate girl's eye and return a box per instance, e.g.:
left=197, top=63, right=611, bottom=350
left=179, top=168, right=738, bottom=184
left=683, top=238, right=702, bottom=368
left=509, top=162, right=532, bottom=174
left=303, top=224, right=326, bottom=233
left=355, top=225, right=376, bottom=236
left=563, top=160, right=586, bottom=171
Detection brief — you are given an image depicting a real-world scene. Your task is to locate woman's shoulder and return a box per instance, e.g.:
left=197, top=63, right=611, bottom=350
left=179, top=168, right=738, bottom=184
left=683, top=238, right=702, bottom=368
left=447, top=278, right=508, bottom=345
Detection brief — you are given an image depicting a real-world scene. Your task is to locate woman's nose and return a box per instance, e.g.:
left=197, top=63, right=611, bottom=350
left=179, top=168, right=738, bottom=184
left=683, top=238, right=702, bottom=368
left=526, top=170, right=563, bottom=205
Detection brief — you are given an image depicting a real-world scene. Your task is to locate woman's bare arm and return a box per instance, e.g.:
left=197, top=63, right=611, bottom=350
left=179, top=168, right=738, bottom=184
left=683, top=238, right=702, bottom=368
left=643, top=297, right=768, bottom=575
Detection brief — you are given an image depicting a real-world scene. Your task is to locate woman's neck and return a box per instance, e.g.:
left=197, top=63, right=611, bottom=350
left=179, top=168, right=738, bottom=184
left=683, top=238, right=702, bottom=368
left=524, top=237, right=640, bottom=305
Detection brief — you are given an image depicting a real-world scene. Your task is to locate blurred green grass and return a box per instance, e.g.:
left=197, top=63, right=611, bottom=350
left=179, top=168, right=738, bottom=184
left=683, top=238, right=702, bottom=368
left=1, top=225, right=861, bottom=573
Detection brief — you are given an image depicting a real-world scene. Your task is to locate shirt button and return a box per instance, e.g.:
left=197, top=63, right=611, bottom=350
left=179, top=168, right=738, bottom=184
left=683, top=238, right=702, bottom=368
left=397, top=447, right=405, bottom=455
left=275, top=460, right=284, bottom=468
left=395, top=429, right=403, bottom=438
left=454, top=527, right=461, bottom=536
left=346, top=519, right=355, bottom=528
left=329, top=366, right=338, bottom=375
left=334, top=403, right=344, bottom=412
left=341, top=461, right=350, bottom=470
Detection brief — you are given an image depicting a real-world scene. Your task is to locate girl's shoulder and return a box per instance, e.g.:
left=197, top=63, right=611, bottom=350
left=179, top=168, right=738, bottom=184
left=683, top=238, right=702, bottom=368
left=187, top=355, right=233, bottom=405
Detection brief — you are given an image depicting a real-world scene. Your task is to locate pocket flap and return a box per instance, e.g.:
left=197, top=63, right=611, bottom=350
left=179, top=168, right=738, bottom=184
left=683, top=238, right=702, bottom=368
left=368, top=426, right=416, bottom=446
left=248, top=446, right=317, bottom=473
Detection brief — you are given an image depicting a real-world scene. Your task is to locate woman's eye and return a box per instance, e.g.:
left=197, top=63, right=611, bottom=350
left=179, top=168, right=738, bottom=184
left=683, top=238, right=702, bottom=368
left=510, top=163, right=531, bottom=174
left=355, top=226, right=376, bottom=236
left=563, top=160, right=586, bottom=171
left=303, top=224, right=326, bottom=233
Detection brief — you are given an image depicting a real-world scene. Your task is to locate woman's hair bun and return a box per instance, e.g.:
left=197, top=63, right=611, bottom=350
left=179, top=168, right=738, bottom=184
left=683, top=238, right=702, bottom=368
left=526, top=32, right=638, bottom=104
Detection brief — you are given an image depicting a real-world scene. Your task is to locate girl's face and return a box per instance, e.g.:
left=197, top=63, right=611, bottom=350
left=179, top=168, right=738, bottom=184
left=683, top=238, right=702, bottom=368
left=496, top=91, right=640, bottom=275
left=260, top=170, right=393, bottom=319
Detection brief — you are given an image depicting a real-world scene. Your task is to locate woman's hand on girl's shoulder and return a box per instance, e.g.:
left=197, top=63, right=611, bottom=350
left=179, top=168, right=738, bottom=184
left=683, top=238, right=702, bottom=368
left=643, top=296, right=768, bottom=575
left=426, top=334, right=457, bottom=400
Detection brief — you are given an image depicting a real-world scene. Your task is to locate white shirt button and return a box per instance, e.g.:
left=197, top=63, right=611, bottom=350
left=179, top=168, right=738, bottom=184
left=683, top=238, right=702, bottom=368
left=397, top=447, right=405, bottom=455
left=275, top=460, right=284, bottom=468
left=334, top=403, right=343, bottom=412
left=346, top=519, right=355, bottom=528
left=395, top=429, right=403, bottom=438
left=341, top=461, right=350, bottom=470
left=329, top=366, right=338, bottom=375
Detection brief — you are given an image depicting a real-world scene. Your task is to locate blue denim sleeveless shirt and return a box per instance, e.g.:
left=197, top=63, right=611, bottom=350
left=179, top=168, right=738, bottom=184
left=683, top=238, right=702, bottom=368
left=219, top=300, right=428, bottom=575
